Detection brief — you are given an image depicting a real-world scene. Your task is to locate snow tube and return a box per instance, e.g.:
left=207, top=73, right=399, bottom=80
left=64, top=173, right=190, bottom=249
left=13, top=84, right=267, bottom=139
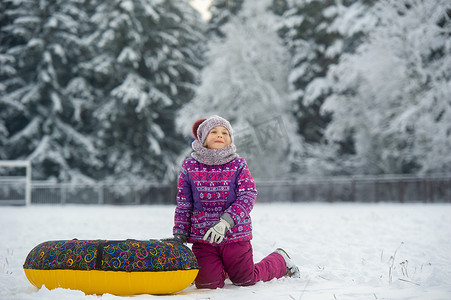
left=23, top=239, right=199, bottom=295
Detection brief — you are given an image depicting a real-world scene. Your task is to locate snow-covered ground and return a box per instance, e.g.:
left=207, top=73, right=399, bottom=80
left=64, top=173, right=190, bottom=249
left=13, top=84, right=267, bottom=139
left=1, top=203, right=450, bottom=300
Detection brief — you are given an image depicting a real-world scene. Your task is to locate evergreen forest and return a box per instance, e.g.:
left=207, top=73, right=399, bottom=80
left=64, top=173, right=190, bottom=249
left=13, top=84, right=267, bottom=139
left=1, top=0, right=450, bottom=183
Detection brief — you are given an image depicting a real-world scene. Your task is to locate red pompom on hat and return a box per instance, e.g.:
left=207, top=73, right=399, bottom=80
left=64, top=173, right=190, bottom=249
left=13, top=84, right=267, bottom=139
left=192, top=118, right=207, bottom=140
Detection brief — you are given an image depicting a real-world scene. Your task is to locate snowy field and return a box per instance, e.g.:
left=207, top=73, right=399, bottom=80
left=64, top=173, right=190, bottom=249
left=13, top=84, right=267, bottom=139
left=1, top=203, right=450, bottom=300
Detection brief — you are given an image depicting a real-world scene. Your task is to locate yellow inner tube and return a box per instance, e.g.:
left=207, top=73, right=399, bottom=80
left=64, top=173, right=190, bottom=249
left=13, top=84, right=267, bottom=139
left=23, top=239, right=200, bottom=295
left=24, top=268, right=199, bottom=295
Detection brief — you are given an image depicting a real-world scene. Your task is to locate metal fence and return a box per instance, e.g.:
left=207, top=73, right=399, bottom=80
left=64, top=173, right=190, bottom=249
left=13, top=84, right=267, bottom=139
left=30, top=182, right=176, bottom=205
left=1, top=174, right=450, bottom=205
left=256, top=174, right=451, bottom=203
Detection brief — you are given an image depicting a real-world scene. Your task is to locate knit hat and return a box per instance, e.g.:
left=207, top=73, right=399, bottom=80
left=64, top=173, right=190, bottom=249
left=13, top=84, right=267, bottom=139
left=192, top=115, right=233, bottom=144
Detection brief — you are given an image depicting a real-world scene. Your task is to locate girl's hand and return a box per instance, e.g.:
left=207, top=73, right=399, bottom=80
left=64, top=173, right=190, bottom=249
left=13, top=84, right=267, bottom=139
left=173, top=234, right=188, bottom=244
left=203, top=218, right=231, bottom=244
left=161, top=234, right=188, bottom=244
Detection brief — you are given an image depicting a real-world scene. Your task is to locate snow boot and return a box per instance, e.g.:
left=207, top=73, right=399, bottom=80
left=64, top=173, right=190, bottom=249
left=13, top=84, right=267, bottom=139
left=275, top=248, right=300, bottom=278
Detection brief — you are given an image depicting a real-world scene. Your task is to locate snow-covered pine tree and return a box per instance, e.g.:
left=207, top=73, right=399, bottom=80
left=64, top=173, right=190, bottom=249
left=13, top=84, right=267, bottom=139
left=0, top=4, right=15, bottom=160
left=207, top=0, right=244, bottom=37
left=322, top=0, right=451, bottom=174
left=0, top=0, right=102, bottom=181
left=274, top=0, right=379, bottom=176
left=80, top=0, right=205, bottom=183
left=176, top=0, right=303, bottom=179
left=277, top=0, right=376, bottom=146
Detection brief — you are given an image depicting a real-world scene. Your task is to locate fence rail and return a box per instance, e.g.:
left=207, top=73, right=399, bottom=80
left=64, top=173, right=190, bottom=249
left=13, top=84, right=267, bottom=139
left=29, top=182, right=176, bottom=205
left=1, top=174, right=450, bottom=205
left=256, top=174, right=451, bottom=203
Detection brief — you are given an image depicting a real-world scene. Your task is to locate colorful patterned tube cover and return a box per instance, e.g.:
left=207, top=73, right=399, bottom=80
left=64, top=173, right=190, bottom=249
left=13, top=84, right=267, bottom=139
left=23, top=239, right=199, bottom=295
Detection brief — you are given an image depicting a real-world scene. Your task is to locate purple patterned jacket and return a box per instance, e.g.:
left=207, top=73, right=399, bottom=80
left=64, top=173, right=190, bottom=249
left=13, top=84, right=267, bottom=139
left=173, top=157, right=257, bottom=245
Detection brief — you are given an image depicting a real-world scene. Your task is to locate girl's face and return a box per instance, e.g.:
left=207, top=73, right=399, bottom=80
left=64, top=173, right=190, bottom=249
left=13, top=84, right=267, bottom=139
left=204, top=126, right=231, bottom=149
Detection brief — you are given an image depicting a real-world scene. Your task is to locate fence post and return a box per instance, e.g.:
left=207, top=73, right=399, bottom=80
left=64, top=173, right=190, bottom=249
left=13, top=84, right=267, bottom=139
left=351, top=180, right=356, bottom=202
left=449, top=179, right=451, bottom=203
left=328, top=182, right=334, bottom=202
left=422, top=178, right=426, bottom=203
left=170, top=180, right=177, bottom=204
left=375, top=180, right=379, bottom=202
left=25, top=161, right=32, bottom=205
left=429, top=180, right=435, bottom=202
left=399, top=180, right=404, bottom=203
left=98, top=184, right=104, bottom=205
left=135, top=186, right=140, bottom=205
left=61, top=185, right=66, bottom=205
left=309, top=183, right=316, bottom=202
left=291, top=182, right=296, bottom=202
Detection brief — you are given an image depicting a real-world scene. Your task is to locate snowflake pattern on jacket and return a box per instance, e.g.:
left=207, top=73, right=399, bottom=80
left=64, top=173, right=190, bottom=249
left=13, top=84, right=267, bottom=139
left=173, top=157, right=257, bottom=245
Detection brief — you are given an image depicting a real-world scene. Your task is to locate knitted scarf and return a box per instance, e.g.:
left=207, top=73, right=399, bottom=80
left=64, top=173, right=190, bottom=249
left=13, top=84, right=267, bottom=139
left=191, top=139, right=238, bottom=166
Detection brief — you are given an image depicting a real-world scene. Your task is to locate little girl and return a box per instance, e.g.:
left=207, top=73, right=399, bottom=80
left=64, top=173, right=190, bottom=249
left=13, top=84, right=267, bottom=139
left=172, top=115, right=299, bottom=289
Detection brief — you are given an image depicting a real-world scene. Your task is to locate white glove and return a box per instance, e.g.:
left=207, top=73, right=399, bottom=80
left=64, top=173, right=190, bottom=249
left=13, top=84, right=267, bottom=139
left=203, top=218, right=231, bottom=244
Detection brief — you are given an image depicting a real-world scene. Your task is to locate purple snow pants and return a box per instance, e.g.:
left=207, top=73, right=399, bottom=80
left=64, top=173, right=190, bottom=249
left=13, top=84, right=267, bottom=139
left=192, top=241, right=286, bottom=289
